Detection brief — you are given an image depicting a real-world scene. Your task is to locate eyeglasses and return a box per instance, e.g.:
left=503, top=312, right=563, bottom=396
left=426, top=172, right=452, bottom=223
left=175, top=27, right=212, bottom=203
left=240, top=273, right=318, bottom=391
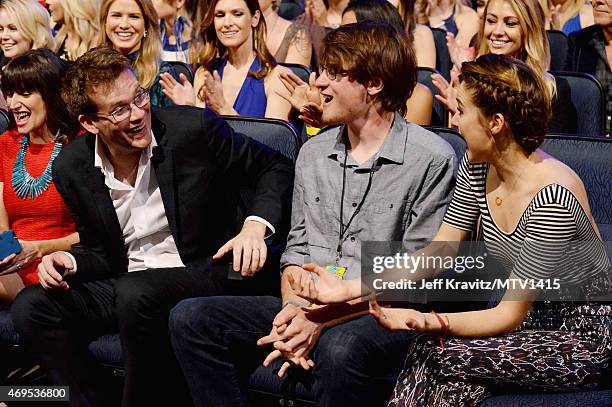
left=96, top=88, right=150, bottom=123
left=318, top=66, right=348, bottom=81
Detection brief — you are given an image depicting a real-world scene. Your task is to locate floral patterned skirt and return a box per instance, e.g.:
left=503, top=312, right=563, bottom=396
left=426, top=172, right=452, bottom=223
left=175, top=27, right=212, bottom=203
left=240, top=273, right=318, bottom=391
left=388, top=303, right=612, bottom=407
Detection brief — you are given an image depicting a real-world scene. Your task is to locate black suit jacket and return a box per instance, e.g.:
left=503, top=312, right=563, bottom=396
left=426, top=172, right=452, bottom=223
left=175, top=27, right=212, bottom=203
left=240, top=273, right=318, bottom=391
left=566, top=24, right=604, bottom=74
left=53, top=106, right=294, bottom=281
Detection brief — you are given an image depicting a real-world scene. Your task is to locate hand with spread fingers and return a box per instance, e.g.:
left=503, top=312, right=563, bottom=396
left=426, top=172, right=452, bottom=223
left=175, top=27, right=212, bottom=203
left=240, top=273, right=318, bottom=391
left=213, top=220, right=268, bottom=276
left=160, top=72, right=197, bottom=106
left=278, top=70, right=324, bottom=127
left=431, top=67, right=460, bottom=116
left=37, top=252, right=73, bottom=290
left=288, top=263, right=361, bottom=304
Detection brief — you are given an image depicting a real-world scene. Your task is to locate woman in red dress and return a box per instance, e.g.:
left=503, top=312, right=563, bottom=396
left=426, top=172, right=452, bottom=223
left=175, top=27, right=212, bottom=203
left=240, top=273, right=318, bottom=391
left=0, top=48, right=80, bottom=304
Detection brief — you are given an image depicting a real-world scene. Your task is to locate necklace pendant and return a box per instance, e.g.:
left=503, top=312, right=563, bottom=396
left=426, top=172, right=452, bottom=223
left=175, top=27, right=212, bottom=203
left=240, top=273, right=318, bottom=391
left=11, top=135, right=62, bottom=200
left=495, top=196, right=503, bottom=206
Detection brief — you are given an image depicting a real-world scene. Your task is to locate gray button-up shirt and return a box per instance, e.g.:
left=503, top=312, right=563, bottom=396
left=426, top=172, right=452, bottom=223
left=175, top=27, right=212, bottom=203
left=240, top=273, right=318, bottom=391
left=280, top=113, right=458, bottom=280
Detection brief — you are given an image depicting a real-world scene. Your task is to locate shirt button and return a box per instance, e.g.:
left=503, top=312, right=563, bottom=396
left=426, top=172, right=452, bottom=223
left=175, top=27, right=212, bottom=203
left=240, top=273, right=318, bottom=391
left=350, top=236, right=356, bottom=242
left=352, top=202, right=357, bottom=207
left=315, top=197, right=320, bottom=202
left=389, top=204, right=394, bottom=209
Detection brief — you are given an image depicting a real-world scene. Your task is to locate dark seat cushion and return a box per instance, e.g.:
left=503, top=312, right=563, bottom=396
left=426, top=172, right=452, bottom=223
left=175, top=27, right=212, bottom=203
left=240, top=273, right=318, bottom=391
left=0, top=309, right=19, bottom=345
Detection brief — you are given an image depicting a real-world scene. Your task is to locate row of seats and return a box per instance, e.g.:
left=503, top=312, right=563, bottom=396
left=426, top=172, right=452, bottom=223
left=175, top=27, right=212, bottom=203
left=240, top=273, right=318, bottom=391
left=418, top=67, right=607, bottom=137
left=0, top=117, right=610, bottom=406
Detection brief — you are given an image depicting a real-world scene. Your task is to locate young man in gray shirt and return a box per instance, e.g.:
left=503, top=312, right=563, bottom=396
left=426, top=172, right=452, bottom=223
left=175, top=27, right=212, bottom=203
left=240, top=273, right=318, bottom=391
left=169, top=21, right=458, bottom=407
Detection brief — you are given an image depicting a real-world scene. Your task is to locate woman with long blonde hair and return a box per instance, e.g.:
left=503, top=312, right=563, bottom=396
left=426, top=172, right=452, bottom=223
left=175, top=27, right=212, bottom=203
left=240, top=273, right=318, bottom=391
left=160, top=0, right=292, bottom=120
left=47, top=0, right=101, bottom=61
left=0, top=0, right=55, bottom=109
left=433, top=0, right=576, bottom=133
left=0, top=0, right=55, bottom=62
left=100, top=0, right=179, bottom=107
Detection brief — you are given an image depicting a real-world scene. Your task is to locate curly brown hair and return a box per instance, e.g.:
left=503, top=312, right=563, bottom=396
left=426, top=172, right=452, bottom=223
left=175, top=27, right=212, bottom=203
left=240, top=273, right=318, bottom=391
left=459, top=54, right=552, bottom=153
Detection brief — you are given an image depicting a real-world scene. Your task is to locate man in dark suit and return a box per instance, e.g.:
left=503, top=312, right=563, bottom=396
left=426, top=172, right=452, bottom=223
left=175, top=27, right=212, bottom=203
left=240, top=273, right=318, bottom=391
left=11, top=47, right=294, bottom=407
left=566, top=0, right=612, bottom=136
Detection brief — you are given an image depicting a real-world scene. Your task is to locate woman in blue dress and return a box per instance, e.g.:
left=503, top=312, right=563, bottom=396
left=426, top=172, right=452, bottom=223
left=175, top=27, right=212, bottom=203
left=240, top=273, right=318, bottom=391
left=159, top=0, right=292, bottom=120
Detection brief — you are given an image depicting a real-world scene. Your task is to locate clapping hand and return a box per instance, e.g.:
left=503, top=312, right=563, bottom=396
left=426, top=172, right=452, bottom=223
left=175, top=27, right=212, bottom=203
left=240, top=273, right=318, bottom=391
left=431, top=66, right=460, bottom=116
left=201, top=70, right=230, bottom=114
left=160, top=72, right=196, bottom=106
left=278, top=71, right=324, bottom=127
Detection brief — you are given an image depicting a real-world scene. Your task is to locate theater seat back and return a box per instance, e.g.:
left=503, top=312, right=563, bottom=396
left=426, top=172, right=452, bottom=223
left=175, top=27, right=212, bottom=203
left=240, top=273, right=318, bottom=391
left=541, top=134, right=612, bottom=242
left=551, top=72, right=606, bottom=137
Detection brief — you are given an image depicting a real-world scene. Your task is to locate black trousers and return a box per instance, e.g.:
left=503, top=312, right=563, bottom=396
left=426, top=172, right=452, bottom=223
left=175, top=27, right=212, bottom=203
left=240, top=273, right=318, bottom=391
left=10, top=260, right=279, bottom=407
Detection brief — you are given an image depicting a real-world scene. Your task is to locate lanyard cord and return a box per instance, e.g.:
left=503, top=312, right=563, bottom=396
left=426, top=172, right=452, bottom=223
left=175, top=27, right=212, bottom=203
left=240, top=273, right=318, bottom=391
left=337, top=146, right=377, bottom=262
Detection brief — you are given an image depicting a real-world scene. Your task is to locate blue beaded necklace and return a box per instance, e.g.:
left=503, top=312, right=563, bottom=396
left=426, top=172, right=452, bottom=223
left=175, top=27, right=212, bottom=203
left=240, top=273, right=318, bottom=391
left=11, top=135, right=62, bottom=200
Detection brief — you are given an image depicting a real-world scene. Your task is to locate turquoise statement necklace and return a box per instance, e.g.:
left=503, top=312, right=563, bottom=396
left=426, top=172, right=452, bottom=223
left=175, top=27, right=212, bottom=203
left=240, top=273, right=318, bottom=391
left=12, top=135, right=62, bottom=200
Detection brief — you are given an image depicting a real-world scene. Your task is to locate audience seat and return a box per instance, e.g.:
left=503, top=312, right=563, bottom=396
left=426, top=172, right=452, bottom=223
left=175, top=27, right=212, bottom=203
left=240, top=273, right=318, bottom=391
left=418, top=68, right=449, bottom=127
left=424, top=126, right=465, bottom=162
left=550, top=71, right=606, bottom=137
left=167, top=61, right=194, bottom=84
left=547, top=30, right=569, bottom=72
left=0, top=109, right=10, bottom=135
left=220, top=115, right=301, bottom=162
left=278, top=0, right=305, bottom=20
left=279, top=62, right=311, bottom=84
left=431, top=27, right=452, bottom=81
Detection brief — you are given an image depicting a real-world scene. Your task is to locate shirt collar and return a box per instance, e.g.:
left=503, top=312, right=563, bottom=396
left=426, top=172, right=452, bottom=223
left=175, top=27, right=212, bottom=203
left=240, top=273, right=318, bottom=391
left=328, top=112, right=407, bottom=165
left=94, top=132, right=156, bottom=171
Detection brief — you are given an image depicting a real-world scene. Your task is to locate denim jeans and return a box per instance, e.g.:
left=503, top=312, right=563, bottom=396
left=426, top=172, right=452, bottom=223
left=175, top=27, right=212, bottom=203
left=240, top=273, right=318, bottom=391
left=169, top=295, right=417, bottom=407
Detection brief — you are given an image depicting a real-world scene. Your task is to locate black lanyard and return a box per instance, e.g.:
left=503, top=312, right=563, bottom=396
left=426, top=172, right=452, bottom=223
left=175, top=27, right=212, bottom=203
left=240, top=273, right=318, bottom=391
left=336, top=146, right=377, bottom=264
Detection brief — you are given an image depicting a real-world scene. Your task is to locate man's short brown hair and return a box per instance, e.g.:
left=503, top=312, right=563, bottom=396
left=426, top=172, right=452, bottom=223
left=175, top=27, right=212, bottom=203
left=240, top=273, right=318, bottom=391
left=320, top=21, right=417, bottom=115
left=61, top=46, right=133, bottom=117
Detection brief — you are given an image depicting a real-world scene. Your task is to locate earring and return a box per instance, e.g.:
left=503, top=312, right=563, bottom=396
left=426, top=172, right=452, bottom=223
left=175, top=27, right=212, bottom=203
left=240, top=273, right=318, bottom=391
left=144, top=30, right=148, bottom=38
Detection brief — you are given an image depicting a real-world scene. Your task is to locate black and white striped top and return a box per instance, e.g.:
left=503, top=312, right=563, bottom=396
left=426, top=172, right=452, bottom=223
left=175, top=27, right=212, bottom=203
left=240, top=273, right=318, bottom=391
left=443, top=155, right=609, bottom=287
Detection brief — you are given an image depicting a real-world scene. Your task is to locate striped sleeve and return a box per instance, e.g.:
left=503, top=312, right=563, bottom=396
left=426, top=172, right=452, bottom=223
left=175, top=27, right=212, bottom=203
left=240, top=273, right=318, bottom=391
left=511, top=184, right=605, bottom=283
left=442, top=153, right=481, bottom=232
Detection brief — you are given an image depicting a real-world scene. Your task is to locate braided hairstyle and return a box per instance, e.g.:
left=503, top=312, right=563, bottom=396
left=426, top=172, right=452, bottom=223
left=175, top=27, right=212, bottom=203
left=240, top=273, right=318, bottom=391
left=459, top=54, right=552, bottom=153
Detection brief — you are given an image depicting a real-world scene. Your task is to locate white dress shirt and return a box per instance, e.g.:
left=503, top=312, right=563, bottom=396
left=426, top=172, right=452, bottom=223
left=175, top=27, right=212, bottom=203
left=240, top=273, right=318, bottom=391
left=64, top=133, right=274, bottom=273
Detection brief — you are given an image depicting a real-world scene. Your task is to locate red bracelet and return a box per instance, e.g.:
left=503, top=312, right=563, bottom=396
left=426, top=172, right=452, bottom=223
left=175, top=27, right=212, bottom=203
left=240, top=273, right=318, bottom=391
left=430, top=310, right=448, bottom=351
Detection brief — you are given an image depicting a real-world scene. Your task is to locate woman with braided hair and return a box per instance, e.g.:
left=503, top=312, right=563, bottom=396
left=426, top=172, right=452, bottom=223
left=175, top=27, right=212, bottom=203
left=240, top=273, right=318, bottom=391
left=287, top=53, right=611, bottom=405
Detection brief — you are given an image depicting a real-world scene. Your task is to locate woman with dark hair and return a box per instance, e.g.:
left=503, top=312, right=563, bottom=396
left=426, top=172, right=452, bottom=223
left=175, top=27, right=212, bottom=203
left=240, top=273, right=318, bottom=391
left=0, top=48, right=79, bottom=303
left=339, top=1, right=433, bottom=125
left=160, top=0, right=292, bottom=119
left=289, top=54, right=611, bottom=405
